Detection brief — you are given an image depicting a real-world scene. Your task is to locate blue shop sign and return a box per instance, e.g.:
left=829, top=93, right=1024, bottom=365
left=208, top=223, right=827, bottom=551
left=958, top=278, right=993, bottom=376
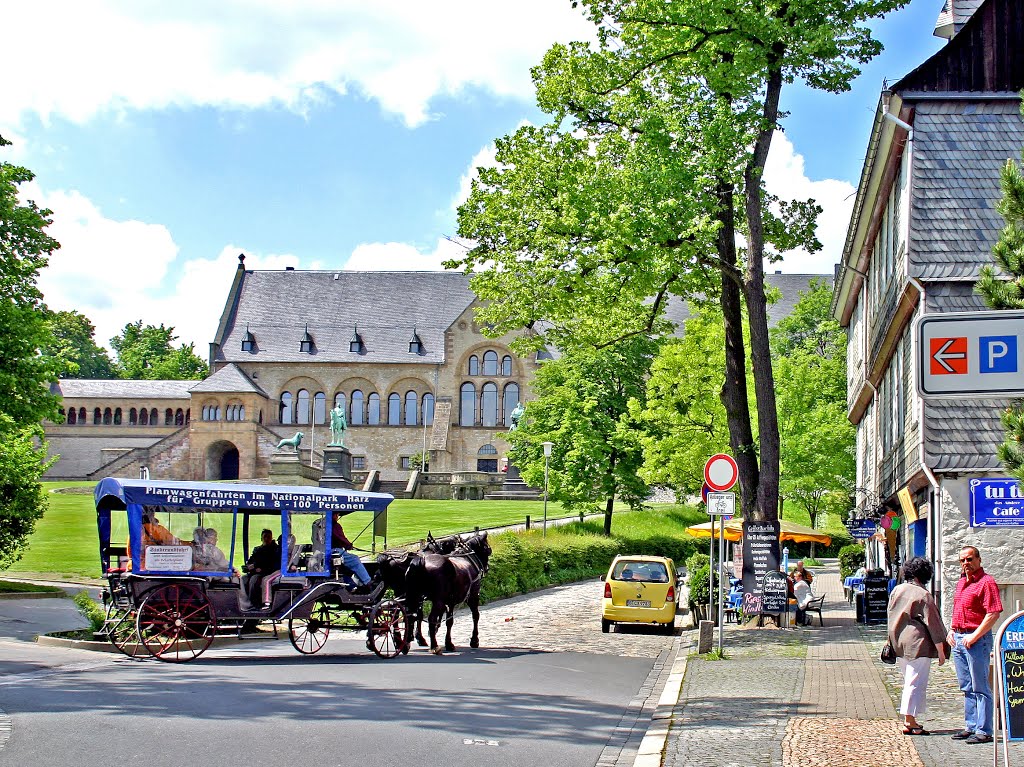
left=970, top=478, right=1024, bottom=527
left=849, top=520, right=877, bottom=539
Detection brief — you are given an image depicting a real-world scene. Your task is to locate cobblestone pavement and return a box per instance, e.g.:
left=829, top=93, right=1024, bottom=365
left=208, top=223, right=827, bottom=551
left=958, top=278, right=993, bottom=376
left=661, top=563, right=1024, bottom=767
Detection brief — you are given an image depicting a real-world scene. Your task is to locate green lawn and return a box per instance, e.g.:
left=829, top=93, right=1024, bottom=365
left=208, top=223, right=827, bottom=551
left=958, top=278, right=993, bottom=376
left=3, top=481, right=630, bottom=579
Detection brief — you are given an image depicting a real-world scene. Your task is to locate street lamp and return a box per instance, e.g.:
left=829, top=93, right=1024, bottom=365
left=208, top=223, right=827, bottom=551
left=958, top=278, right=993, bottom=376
left=542, top=441, right=554, bottom=537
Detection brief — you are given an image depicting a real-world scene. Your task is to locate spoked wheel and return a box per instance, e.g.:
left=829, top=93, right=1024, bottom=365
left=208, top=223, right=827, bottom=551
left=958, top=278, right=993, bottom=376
left=136, top=583, right=216, bottom=663
left=289, top=600, right=332, bottom=655
left=104, top=603, right=144, bottom=659
left=367, top=600, right=409, bottom=659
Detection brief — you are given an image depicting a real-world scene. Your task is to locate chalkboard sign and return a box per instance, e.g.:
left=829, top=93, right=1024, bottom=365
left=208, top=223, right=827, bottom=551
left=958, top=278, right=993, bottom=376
left=862, top=575, right=888, bottom=624
left=999, top=612, right=1024, bottom=741
left=740, top=520, right=780, bottom=614
left=760, top=570, right=789, bottom=614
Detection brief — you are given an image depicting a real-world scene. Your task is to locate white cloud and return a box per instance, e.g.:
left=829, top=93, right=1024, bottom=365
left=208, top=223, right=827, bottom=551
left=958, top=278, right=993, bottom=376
left=452, top=143, right=500, bottom=212
left=763, top=131, right=855, bottom=274
left=2, top=1, right=595, bottom=129
left=344, top=237, right=470, bottom=271
left=29, top=181, right=299, bottom=353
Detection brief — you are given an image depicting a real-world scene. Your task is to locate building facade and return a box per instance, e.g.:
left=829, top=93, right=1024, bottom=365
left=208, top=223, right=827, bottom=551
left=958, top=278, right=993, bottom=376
left=832, top=0, right=1024, bottom=616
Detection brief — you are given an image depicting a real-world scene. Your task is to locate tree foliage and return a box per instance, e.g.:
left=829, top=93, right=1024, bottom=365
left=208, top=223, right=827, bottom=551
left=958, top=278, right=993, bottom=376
left=110, top=321, right=209, bottom=380
left=0, top=135, right=59, bottom=566
left=452, top=0, right=902, bottom=524
left=976, top=111, right=1024, bottom=479
left=506, top=336, right=657, bottom=535
left=42, top=309, right=116, bottom=379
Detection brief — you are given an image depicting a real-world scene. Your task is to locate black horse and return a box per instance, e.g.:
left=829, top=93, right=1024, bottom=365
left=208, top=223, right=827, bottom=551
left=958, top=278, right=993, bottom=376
left=406, top=532, right=491, bottom=655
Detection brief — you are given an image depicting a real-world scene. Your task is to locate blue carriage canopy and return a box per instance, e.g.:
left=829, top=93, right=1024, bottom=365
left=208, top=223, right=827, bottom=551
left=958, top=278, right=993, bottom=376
left=94, top=477, right=394, bottom=574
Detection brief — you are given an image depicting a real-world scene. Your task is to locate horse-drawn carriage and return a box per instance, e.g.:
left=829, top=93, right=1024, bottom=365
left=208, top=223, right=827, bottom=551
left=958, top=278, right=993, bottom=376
left=95, top=477, right=409, bottom=662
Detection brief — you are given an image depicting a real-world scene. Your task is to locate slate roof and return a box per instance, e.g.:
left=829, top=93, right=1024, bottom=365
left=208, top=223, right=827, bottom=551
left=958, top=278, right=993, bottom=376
left=907, top=99, right=1024, bottom=281
left=189, top=363, right=267, bottom=396
left=924, top=399, right=1007, bottom=471
left=217, top=271, right=477, bottom=364
left=663, top=273, right=831, bottom=330
left=53, top=379, right=195, bottom=399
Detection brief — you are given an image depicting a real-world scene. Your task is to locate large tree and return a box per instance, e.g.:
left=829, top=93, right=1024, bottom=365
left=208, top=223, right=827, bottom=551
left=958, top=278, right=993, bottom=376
left=111, top=321, right=208, bottom=380
left=0, top=134, right=60, bottom=567
left=976, top=107, right=1024, bottom=477
left=506, top=336, right=656, bottom=535
left=452, top=0, right=902, bottom=523
left=42, top=309, right=115, bottom=379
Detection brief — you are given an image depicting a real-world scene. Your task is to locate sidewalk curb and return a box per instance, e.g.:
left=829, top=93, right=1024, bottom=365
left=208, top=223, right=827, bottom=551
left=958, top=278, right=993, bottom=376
left=0, top=591, right=68, bottom=600
left=633, top=644, right=688, bottom=767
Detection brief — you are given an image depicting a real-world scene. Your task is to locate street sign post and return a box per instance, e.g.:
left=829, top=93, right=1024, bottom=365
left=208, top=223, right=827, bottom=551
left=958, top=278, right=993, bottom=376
left=917, top=311, right=1024, bottom=398
left=706, top=491, right=735, bottom=516
left=704, top=453, right=739, bottom=491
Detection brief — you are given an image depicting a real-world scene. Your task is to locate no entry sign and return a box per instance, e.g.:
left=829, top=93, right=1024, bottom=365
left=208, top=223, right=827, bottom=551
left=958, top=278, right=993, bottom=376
left=704, top=453, right=738, bottom=491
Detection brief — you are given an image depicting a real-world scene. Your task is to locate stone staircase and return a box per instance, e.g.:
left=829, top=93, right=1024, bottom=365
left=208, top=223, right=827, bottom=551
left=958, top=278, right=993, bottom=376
left=376, top=479, right=413, bottom=499
left=485, top=476, right=541, bottom=501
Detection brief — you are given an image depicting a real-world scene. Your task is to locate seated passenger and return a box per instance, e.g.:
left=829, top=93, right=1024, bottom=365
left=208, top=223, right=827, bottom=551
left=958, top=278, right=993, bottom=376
left=261, top=535, right=296, bottom=609
left=243, top=529, right=281, bottom=607
left=330, top=511, right=372, bottom=590
left=132, top=510, right=181, bottom=569
left=195, top=528, right=237, bottom=577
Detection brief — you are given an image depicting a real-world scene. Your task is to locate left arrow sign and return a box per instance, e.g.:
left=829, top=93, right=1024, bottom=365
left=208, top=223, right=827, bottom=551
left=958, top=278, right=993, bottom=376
left=930, top=337, right=968, bottom=375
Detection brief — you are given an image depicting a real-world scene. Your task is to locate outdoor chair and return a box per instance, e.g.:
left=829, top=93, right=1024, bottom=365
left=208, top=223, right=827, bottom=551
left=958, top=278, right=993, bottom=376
left=804, top=595, right=825, bottom=626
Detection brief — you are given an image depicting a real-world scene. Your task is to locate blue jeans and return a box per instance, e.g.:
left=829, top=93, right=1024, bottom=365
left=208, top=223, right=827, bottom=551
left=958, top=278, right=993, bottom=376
left=952, top=630, right=994, bottom=736
left=336, top=549, right=371, bottom=586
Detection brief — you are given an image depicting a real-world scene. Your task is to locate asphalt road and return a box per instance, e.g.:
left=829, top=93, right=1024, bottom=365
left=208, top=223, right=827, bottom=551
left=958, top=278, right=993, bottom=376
left=0, top=584, right=671, bottom=767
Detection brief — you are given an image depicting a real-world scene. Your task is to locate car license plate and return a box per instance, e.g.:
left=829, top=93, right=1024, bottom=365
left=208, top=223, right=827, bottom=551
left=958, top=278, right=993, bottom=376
left=626, top=599, right=651, bottom=608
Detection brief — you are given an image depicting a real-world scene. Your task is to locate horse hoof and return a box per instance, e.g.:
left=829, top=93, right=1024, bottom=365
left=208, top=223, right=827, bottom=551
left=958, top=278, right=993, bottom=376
left=445, top=644, right=456, bottom=653
left=470, top=638, right=479, bottom=649
left=416, top=638, right=427, bottom=647
left=431, top=647, right=443, bottom=656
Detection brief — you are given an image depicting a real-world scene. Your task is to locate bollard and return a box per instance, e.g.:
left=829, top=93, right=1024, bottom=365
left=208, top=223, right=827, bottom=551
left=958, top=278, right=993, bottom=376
left=525, top=515, right=531, bottom=529
left=579, top=511, right=584, bottom=523
left=698, top=620, right=714, bottom=654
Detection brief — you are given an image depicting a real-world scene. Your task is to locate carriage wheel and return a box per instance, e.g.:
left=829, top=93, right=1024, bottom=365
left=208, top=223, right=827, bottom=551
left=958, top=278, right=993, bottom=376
left=289, top=600, right=332, bottom=655
left=367, top=600, right=408, bottom=659
left=136, top=583, right=216, bottom=663
left=104, top=603, right=145, bottom=659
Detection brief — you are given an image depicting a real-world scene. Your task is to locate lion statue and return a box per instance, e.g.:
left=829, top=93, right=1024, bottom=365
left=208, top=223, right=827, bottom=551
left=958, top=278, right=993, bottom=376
left=276, top=432, right=304, bottom=451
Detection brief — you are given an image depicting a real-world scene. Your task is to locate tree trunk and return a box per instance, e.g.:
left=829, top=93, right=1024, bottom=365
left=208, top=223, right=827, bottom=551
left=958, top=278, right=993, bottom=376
left=604, top=448, right=617, bottom=536
left=715, top=177, right=759, bottom=520
left=741, top=61, right=784, bottom=523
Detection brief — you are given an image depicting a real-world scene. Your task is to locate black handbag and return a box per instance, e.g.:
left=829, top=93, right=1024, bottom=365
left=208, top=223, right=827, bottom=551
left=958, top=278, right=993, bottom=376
left=881, top=640, right=897, bottom=665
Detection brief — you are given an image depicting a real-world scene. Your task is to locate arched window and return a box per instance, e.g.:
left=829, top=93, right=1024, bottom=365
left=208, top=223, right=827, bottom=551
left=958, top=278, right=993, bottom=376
left=483, top=351, right=498, bottom=376
left=67, top=408, right=77, bottom=425
left=140, top=408, right=149, bottom=426
left=165, top=408, right=173, bottom=425
left=460, top=383, right=476, bottom=426
left=313, top=392, right=326, bottom=425
left=103, top=408, right=112, bottom=425
left=185, top=409, right=190, bottom=424
left=468, top=355, right=479, bottom=376
left=94, top=407, right=102, bottom=425
left=477, top=443, right=498, bottom=472
left=296, top=389, right=310, bottom=424
left=423, top=393, right=435, bottom=426
left=334, top=392, right=347, bottom=415
left=226, top=405, right=235, bottom=421
left=175, top=408, right=184, bottom=426
left=502, top=355, right=512, bottom=376
left=351, top=390, right=365, bottom=425
left=202, top=405, right=210, bottom=421
left=215, top=406, right=222, bottom=420
left=113, top=408, right=122, bottom=425
left=239, top=405, right=245, bottom=421
left=280, top=392, right=293, bottom=424
left=481, top=383, right=498, bottom=427
left=129, top=408, right=138, bottom=426
left=404, top=391, right=418, bottom=426
left=503, top=383, right=520, bottom=426
left=150, top=408, right=158, bottom=424
left=78, top=407, right=86, bottom=424
left=367, top=393, right=380, bottom=425
left=388, top=393, right=401, bottom=425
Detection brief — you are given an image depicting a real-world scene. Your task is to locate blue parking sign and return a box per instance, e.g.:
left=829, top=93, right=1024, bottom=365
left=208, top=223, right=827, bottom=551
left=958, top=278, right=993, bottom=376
left=981, top=336, right=1018, bottom=373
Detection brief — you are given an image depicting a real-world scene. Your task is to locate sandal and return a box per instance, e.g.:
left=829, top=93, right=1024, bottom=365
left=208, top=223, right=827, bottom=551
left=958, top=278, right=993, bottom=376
left=903, top=726, right=929, bottom=736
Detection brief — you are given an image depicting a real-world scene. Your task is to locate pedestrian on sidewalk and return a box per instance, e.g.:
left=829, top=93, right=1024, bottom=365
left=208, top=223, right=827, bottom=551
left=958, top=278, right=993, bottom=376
left=887, top=556, right=947, bottom=735
left=948, top=545, right=1003, bottom=745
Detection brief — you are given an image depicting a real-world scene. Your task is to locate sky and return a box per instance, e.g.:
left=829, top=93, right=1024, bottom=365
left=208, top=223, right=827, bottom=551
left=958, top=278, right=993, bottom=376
left=2, top=0, right=945, bottom=354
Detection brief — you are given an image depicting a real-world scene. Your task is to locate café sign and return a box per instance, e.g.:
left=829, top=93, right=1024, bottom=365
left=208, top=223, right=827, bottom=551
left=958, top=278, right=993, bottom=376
left=969, top=478, right=1024, bottom=527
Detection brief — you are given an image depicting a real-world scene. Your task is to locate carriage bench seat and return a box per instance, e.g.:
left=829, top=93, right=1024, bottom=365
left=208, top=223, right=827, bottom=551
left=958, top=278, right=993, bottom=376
left=273, top=578, right=309, bottom=591
left=206, top=577, right=242, bottom=590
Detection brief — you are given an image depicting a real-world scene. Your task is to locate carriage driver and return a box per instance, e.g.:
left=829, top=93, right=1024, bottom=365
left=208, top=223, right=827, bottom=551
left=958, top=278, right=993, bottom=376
left=331, top=511, right=373, bottom=591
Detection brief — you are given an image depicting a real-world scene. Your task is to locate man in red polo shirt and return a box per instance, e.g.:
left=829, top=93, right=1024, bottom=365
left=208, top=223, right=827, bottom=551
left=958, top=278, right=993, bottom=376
left=947, top=545, right=1003, bottom=745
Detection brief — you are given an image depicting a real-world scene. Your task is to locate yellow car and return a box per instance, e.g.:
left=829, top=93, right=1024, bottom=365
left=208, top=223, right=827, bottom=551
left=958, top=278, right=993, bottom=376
left=601, top=555, right=677, bottom=634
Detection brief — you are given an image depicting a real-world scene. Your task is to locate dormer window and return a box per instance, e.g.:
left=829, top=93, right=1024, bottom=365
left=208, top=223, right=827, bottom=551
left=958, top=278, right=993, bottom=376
left=408, top=327, right=423, bottom=354
left=241, top=326, right=256, bottom=352
left=300, top=325, right=315, bottom=354
left=350, top=325, right=364, bottom=353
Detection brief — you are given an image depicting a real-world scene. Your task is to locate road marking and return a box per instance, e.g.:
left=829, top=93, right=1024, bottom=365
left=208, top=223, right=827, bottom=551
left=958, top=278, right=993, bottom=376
left=462, top=738, right=500, bottom=746
left=0, top=708, right=11, bottom=752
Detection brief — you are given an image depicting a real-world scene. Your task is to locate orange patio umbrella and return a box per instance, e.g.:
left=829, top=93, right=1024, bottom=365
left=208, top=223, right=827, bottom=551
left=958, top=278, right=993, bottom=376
left=685, top=518, right=832, bottom=546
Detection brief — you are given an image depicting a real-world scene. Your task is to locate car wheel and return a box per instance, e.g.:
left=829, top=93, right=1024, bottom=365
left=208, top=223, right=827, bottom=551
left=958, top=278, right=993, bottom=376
left=601, top=618, right=612, bottom=633
left=663, top=621, right=675, bottom=636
